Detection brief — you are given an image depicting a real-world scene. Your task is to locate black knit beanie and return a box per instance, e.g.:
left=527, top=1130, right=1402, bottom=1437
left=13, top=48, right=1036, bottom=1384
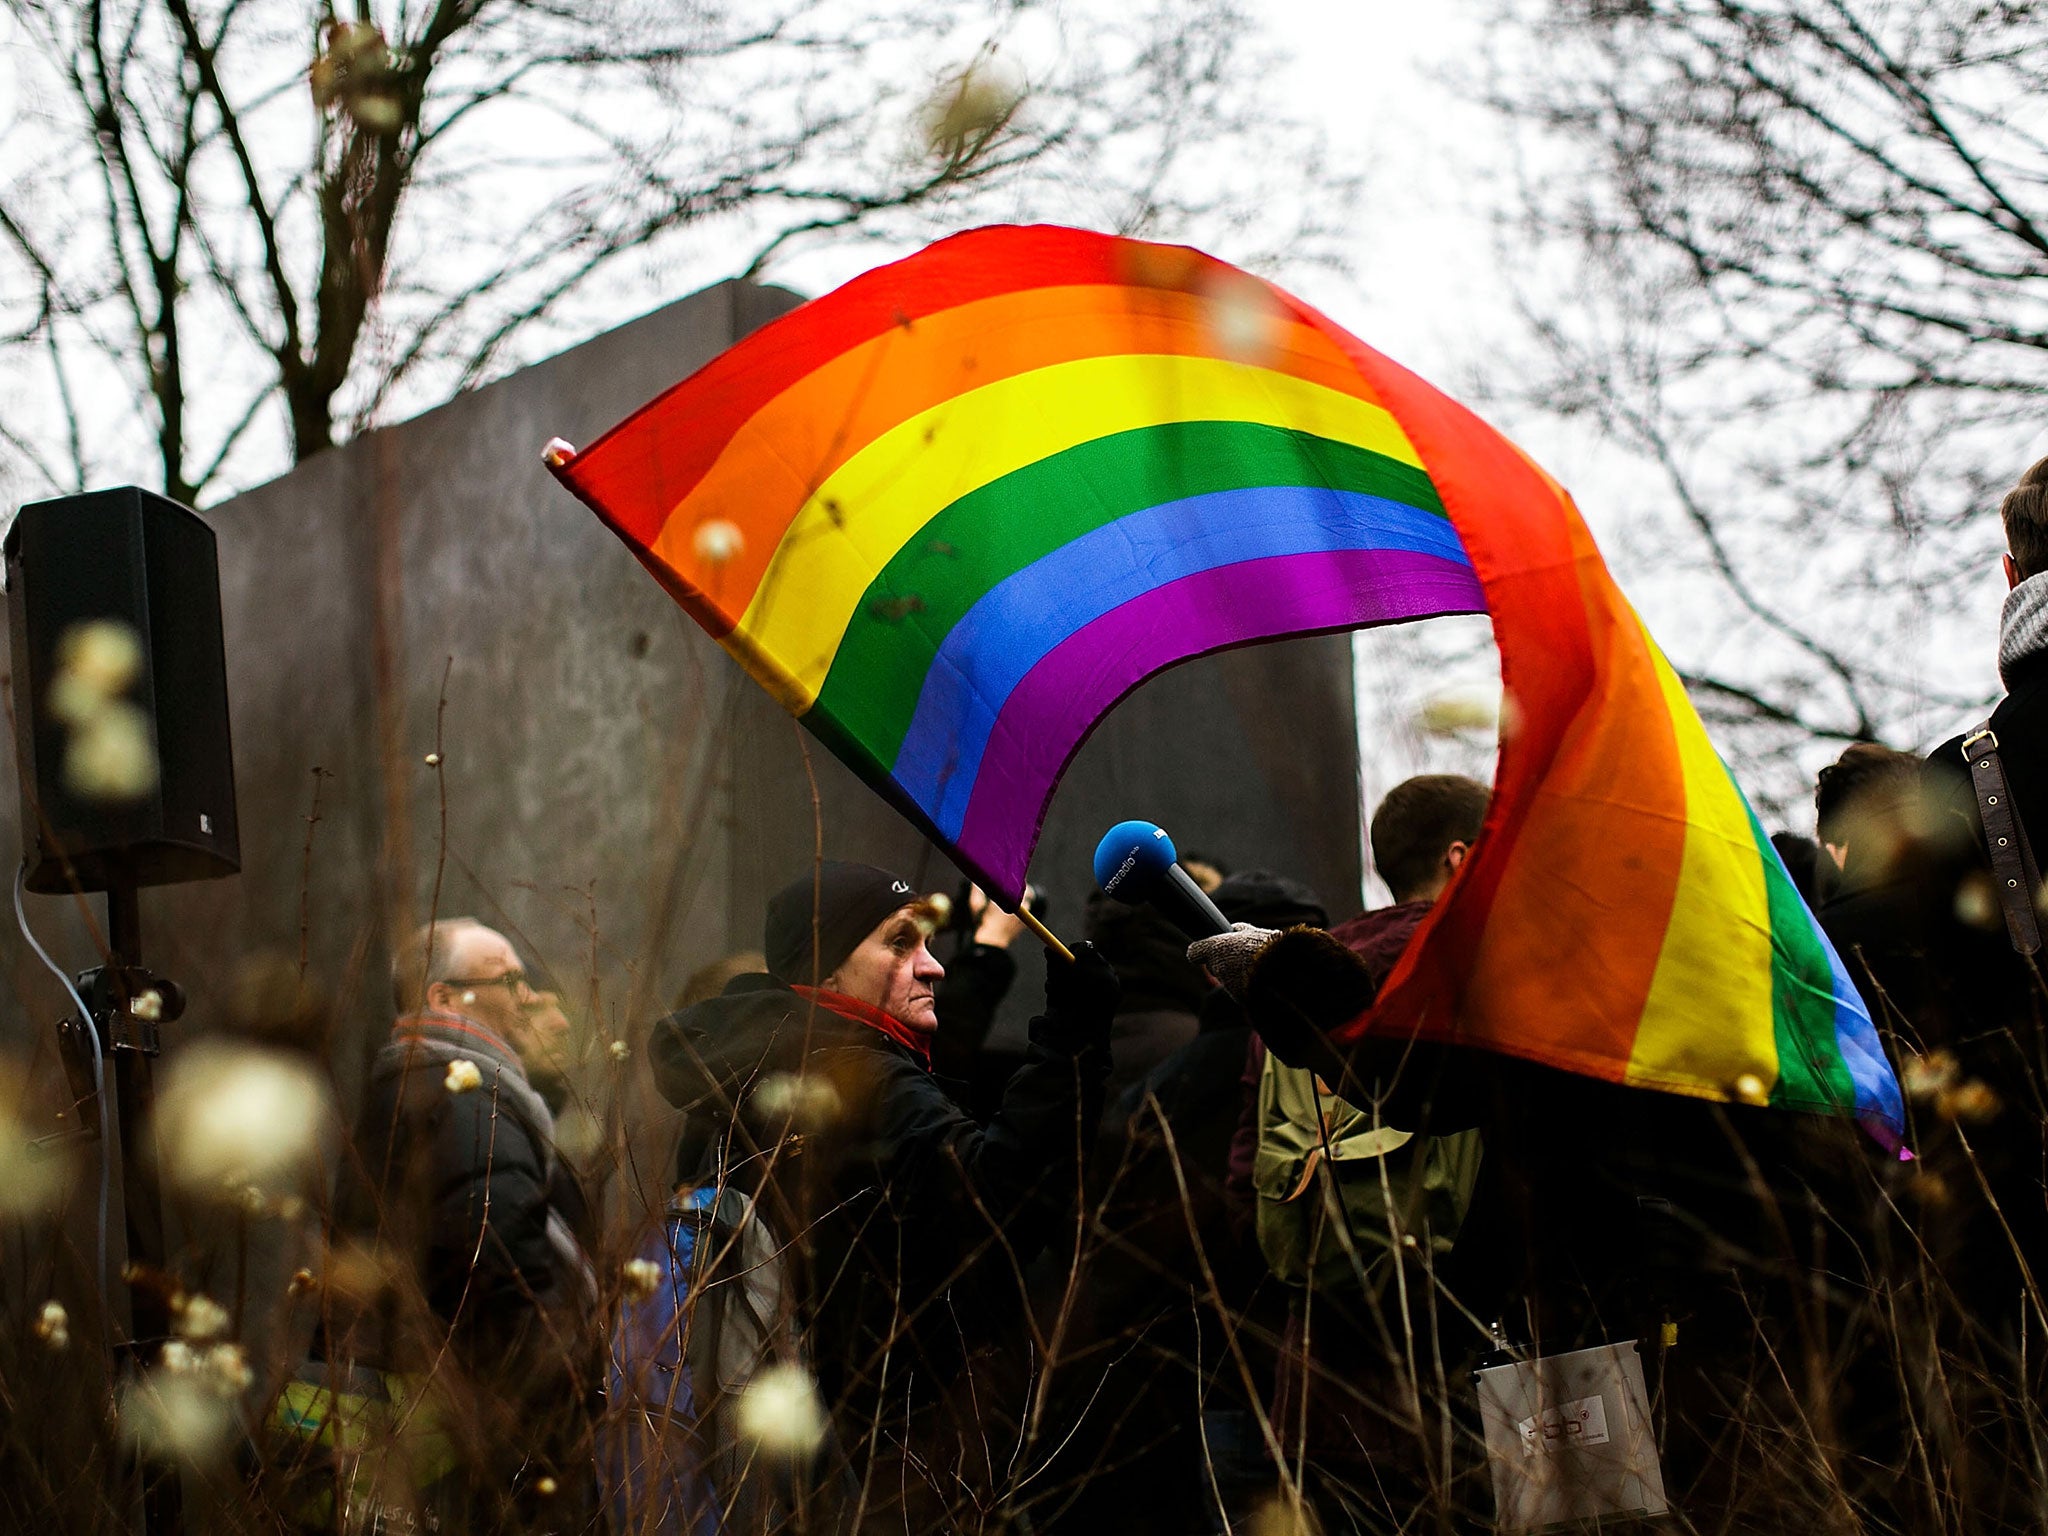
left=1211, top=869, right=1328, bottom=932
left=764, top=861, right=917, bottom=986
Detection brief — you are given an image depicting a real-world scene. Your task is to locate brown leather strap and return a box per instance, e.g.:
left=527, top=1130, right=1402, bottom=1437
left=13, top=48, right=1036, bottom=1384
left=1962, top=724, right=2043, bottom=955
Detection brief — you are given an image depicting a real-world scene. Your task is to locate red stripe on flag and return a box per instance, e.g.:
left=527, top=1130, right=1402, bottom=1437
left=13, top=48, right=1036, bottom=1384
left=552, top=225, right=1254, bottom=547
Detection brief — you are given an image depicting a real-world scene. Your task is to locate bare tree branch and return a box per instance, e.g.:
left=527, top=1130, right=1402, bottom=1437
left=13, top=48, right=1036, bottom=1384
left=0, top=0, right=1355, bottom=504
left=1479, top=0, right=2047, bottom=795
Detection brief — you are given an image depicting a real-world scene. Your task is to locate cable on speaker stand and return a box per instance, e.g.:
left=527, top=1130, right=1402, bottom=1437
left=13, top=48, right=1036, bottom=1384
left=15, top=861, right=114, bottom=1337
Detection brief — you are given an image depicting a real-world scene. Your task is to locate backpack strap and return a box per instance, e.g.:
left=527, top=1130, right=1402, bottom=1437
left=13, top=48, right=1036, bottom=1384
left=1962, top=723, right=2044, bottom=955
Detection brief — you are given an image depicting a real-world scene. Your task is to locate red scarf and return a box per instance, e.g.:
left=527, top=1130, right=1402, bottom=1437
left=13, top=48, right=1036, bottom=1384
left=791, top=985, right=933, bottom=1067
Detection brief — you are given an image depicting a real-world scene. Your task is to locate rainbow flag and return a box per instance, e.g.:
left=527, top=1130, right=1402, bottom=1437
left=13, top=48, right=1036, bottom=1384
left=551, top=224, right=1903, bottom=1133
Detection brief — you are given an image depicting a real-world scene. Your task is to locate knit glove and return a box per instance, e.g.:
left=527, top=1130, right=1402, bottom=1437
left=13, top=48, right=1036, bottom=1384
left=1187, top=923, right=1280, bottom=1000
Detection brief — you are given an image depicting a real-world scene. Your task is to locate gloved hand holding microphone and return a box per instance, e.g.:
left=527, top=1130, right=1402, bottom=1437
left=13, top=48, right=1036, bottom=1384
left=1093, top=819, right=1369, bottom=1081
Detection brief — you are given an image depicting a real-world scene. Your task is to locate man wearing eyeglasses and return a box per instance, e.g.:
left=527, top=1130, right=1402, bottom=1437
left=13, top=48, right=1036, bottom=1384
left=405, top=921, right=574, bottom=1107
left=313, top=916, right=597, bottom=1530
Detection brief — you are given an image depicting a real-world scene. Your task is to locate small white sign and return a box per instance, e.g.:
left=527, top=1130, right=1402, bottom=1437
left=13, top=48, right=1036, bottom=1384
left=1517, top=1394, right=1610, bottom=1456
left=199, top=813, right=211, bottom=834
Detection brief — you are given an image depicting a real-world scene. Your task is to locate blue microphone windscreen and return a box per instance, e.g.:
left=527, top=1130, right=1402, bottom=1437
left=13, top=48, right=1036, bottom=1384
left=1094, top=820, right=1178, bottom=896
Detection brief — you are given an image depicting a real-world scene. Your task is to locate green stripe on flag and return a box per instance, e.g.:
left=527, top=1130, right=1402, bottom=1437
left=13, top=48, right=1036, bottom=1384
left=814, top=419, right=1444, bottom=765
left=1745, top=797, right=1856, bottom=1113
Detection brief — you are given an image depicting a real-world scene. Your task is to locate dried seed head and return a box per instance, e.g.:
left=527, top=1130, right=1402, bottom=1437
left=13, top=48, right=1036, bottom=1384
left=1198, top=270, right=1285, bottom=368
left=154, top=1044, right=330, bottom=1205
left=692, top=519, right=744, bottom=566
left=65, top=702, right=158, bottom=801
left=0, top=1073, right=70, bottom=1216
left=443, top=1059, right=483, bottom=1095
left=202, top=1342, right=254, bottom=1396
left=121, top=1370, right=234, bottom=1463
left=751, top=1072, right=844, bottom=1131
left=621, top=1258, right=663, bottom=1303
left=1901, top=1049, right=1960, bottom=1102
left=922, top=61, right=1025, bottom=164
left=34, top=1300, right=69, bottom=1350
left=736, top=1363, right=827, bottom=1457
left=1939, top=1079, right=2001, bottom=1124
left=1413, top=684, right=1500, bottom=738
left=1953, top=871, right=2000, bottom=931
left=55, top=620, right=142, bottom=704
left=174, top=1293, right=230, bottom=1341
left=1246, top=1494, right=1316, bottom=1536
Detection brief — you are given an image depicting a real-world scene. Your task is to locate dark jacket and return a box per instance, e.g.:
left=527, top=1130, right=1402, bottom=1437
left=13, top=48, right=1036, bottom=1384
left=1933, top=649, right=2048, bottom=857
left=650, top=972, right=1111, bottom=1425
left=1921, top=664, right=2048, bottom=1048
left=1085, top=889, right=1211, bottom=1095
left=930, top=939, right=1017, bottom=1088
left=325, top=1011, right=595, bottom=1366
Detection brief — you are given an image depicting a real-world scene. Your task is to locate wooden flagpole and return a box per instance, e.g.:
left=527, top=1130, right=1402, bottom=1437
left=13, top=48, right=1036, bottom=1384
left=1015, top=904, right=1076, bottom=964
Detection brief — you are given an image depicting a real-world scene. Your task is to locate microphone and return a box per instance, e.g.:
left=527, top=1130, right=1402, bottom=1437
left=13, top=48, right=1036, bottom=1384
left=1093, top=820, right=1231, bottom=939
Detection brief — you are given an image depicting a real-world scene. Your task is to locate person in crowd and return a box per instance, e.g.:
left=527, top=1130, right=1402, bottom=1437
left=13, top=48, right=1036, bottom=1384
left=1230, top=781, right=1487, bottom=1529
left=930, top=882, right=1032, bottom=1090
left=1133, top=869, right=1327, bottom=1149
left=1932, top=454, right=2048, bottom=849
left=1770, top=829, right=1823, bottom=908
left=1225, top=778, right=1490, bottom=1229
left=1910, top=457, right=2048, bottom=1522
left=1037, top=870, right=1328, bottom=1534
left=648, top=860, right=1117, bottom=1528
left=315, top=917, right=597, bottom=1529
left=1811, top=743, right=1935, bottom=1014
left=1327, top=774, right=1486, bottom=963
left=1085, top=881, right=1216, bottom=1097
left=1816, top=744, right=1924, bottom=876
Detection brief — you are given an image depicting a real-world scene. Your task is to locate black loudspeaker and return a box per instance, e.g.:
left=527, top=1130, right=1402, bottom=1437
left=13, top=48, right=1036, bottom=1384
left=5, top=487, right=239, bottom=892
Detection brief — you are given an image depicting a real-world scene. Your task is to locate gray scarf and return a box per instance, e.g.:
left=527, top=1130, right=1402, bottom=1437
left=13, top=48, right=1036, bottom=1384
left=1999, top=572, right=2048, bottom=689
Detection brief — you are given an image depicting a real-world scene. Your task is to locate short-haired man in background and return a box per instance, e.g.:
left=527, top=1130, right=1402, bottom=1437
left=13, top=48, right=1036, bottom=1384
left=1328, top=772, right=1490, bottom=971
left=1218, top=776, right=1488, bottom=1528
left=316, top=917, right=596, bottom=1529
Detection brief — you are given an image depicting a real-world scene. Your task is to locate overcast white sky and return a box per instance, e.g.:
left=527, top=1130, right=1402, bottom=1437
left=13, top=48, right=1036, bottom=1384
left=1264, top=5, right=1545, bottom=872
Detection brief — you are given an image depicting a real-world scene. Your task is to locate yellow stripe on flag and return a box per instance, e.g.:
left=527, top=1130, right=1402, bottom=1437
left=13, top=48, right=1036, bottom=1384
left=1627, top=627, right=1778, bottom=1095
left=681, top=353, right=1422, bottom=712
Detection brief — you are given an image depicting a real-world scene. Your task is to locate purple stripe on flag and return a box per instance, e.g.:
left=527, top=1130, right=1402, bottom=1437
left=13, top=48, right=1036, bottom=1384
left=955, top=548, right=1486, bottom=895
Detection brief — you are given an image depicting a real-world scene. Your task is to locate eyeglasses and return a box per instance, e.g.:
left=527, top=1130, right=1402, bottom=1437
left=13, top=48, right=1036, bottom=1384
left=444, top=970, right=534, bottom=998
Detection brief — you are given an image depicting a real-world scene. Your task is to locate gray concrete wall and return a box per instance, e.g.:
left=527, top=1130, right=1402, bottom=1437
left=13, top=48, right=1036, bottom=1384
left=0, top=272, right=1362, bottom=1138
left=0, top=273, right=1363, bottom=1534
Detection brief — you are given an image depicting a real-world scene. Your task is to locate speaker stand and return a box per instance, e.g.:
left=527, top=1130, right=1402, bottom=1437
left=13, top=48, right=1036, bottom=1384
left=103, top=873, right=183, bottom=1536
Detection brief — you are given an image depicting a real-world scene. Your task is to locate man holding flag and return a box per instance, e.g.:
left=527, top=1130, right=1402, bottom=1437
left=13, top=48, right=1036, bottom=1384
left=648, top=861, right=1118, bottom=1525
